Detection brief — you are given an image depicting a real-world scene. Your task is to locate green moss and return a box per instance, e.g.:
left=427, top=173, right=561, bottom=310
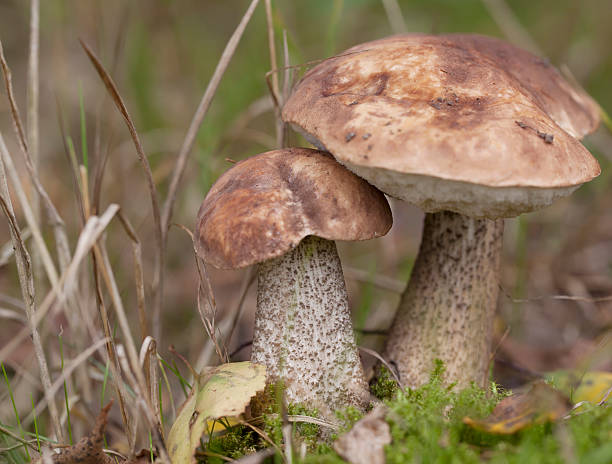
left=202, top=422, right=259, bottom=462
left=195, top=362, right=611, bottom=463
left=370, top=365, right=400, bottom=401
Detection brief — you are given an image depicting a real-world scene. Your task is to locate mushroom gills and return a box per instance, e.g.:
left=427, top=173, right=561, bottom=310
left=252, top=235, right=369, bottom=416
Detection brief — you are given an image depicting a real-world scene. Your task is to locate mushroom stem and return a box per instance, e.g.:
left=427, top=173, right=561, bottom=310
left=252, top=235, right=369, bottom=416
left=384, top=211, right=503, bottom=388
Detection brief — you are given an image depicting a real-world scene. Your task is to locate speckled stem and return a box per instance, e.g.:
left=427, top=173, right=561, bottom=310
left=383, top=211, right=503, bottom=388
left=252, top=235, right=369, bottom=417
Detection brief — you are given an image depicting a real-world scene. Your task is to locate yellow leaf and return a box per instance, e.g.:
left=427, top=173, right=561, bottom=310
left=463, top=381, right=571, bottom=434
left=547, top=370, right=612, bottom=404
left=167, top=361, right=267, bottom=464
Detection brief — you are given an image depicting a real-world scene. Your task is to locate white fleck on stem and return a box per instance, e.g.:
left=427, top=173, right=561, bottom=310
left=252, top=235, right=368, bottom=418
left=384, top=211, right=504, bottom=388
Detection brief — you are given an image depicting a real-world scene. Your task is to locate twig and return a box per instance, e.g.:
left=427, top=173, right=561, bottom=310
left=80, top=39, right=165, bottom=343
left=161, top=0, right=261, bottom=246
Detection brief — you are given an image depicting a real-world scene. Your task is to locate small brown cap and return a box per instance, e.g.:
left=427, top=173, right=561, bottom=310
left=282, top=34, right=600, bottom=217
left=195, top=148, right=392, bottom=269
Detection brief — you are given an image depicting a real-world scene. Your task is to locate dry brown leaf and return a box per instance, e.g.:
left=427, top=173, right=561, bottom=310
left=34, top=402, right=114, bottom=463
left=463, top=381, right=572, bottom=434
left=333, top=406, right=391, bottom=464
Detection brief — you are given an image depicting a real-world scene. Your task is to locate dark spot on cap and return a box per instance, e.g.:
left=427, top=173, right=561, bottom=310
left=362, top=133, right=371, bottom=140
left=537, top=131, right=554, bottom=144
left=345, top=132, right=356, bottom=142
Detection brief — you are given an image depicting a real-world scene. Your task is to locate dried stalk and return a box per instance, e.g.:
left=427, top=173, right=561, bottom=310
left=0, top=40, right=73, bottom=278
left=0, top=205, right=119, bottom=365
left=80, top=39, right=164, bottom=342
left=27, top=0, right=41, bottom=290
left=381, top=0, right=407, bottom=34
left=161, top=0, right=261, bottom=240
left=0, top=160, right=63, bottom=440
left=117, top=210, right=148, bottom=341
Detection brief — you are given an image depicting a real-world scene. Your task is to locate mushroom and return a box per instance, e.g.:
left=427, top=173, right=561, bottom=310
left=195, top=148, right=392, bottom=416
left=282, top=34, right=601, bottom=388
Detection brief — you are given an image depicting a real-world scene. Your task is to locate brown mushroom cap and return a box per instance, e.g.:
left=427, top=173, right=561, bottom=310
left=195, top=148, right=392, bottom=269
left=282, top=34, right=601, bottom=218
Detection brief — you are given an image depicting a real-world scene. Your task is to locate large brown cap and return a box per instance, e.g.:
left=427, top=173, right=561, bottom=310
left=282, top=34, right=600, bottom=217
left=195, top=148, right=392, bottom=269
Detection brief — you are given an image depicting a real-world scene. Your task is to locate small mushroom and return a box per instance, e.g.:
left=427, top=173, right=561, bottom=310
left=282, top=34, right=601, bottom=388
left=195, top=148, right=392, bottom=416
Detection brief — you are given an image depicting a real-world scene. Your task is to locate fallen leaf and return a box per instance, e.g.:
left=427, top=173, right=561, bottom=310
left=463, top=381, right=571, bottom=434
left=34, top=402, right=114, bottom=463
left=167, top=361, right=266, bottom=464
left=333, top=406, right=391, bottom=464
left=547, top=370, right=612, bottom=403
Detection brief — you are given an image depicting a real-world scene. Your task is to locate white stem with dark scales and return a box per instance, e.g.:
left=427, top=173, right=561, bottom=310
left=383, top=211, right=504, bottom=388
left=252, top=235, right=369, bottom=417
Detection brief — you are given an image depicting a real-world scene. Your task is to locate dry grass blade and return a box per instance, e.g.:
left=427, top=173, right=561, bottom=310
left=0, top=134, right=60, bottom=288
left=94, top=242, right=169, bottom=461
left=174, top=222, right=226, bottom=362
left=27, top=0, right=41, bottom=290
left=139, top=336, right=163, bottom=440
left=161, top=0, right=261, bottom=237
left=0, top=153, right=63, bottom=440
left=24, top=337, right=110, bottom=427
left=381, top=0, right=407, bottom=34
left=359, top=346, right=403, bottom=389
left=480, top=0, right=543, bottom=55
left=224, top=267, right=256, bottom=350
left=0, top=204, right=119, bottom=365
left=0, top=41, right=28, bottom=154
left=118, top=210, right=148, bottom=341
left=80, top=38, right=164, bottom=341
left=1, top=40, right=73, bottom=282
left=344, top=266, right=405, bottom=293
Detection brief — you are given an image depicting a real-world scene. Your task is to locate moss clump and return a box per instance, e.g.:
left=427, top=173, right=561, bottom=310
left=198, top=421, right=260, bottom=463
left=370, top=365, right=400, bottom=401
left=197, top=362, right=612, bottom=463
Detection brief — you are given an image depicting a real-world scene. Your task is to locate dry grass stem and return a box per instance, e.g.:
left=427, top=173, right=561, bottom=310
left=0, top=134, right=60, bottom=292
left=27, top=0, right=41, bottom=291
left=80, top=39, right=165, bottom=342
left=94, top=242, right=169, bottom=461
left=0, top=40, right=73, bottom=277
left=480, top=0, right=543, bottom=55
left=117, top=210, right=148, bottom=341
left=0, top=204, right=119, bottom=365
left=0, top=147, right=64, bottom=440
left=344, top=266, right=405, bottom=293
left=381, top=0, right=407, bottom=34
left=24, top=337, right=110, bottom=427
left=224, top=267, right=256, bottom=350
left=359, top=346, right=403, bottom=388
left=161, top=0, right=261, bottom=240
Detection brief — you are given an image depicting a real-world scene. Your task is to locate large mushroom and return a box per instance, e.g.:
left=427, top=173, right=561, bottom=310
left=195, top=148, right=392, bottom=416
left=282, top=34, right=601, bottom=388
